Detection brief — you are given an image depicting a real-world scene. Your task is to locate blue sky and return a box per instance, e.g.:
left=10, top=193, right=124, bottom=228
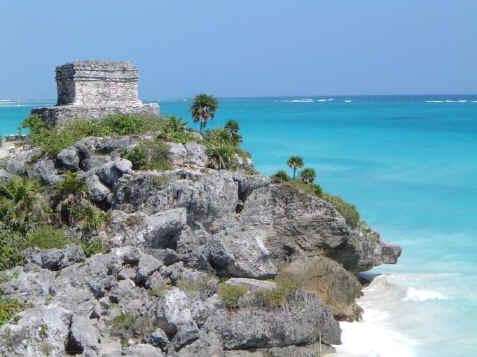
left=0, top=0, right=476, bottom=99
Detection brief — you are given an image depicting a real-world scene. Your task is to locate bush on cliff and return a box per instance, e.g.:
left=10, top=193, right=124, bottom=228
left=22, top=114, right=163, bottom=154
left=0, top=298, right=23, bottom=327
left=157, top=116, right=195, bottom=144
left=321, top=193, right=360, bottom=228
left=123, top=141, right=171, bottom=170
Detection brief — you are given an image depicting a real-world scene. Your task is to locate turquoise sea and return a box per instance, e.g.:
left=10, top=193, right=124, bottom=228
left=1, top=96, right=476, bottom=357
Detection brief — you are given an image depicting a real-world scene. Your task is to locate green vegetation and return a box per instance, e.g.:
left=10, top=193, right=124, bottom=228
left=25, top=226, right=69, bottom=250
left=190, top=94, right=219, bottom=131
left=273, top=156, right=361, bottom=228
left=157, top=116, right=195, bottom=143
left=287, top=156, right=304, bottom=179
left=218, top=284, right=248, bottom=309
left=271, top=170, right=290, bottom=183
left=300, top=167, right=316, bottom=184
left=0, top=298, right=22, bottom=327
left=224, top=120, right=242, bottom=146
left=81, top=239, right=108, bottom=257
left=110, top=313, right=156, bottom=346
left=321, top=193, right=360, bottom=228
left=252, top=274, right=302, bottom=309
left=203, top=122, right=246, bottom=170
left=22, top=114, right=163, bottom=154
left=0, top=176, right=50, bottom=234
left=123, top=141, right=171, bottom=171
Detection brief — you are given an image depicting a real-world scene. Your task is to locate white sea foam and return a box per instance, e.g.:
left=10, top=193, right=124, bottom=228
left=282, top=98, right=314, bottom=103
left=332, top=275, right=417, bottom=357
left=403, top=287, right=447, bottom=302
left=425, top=100, right=443, bottom=103
left=457, top=99, right=467, bottom=103
left=344, top=100, right=352, bottom=103
left=335, top=308, right=416, bottom=357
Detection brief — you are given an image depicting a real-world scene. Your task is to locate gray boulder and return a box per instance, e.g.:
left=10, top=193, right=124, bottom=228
left=203, top=227, right=277, bottom=279
left=24, top=244, right=86, bottom=271
left=66, top=315, right=100, bottom=355
left=208, top=292, right=340, bottom=350
left=86, top=174, right=112, bottom=205
left=0, top=304, right=72, bottom=357
left=126, top=344, right=165, bottom=357
left=57, top=147, right=80, bottom=170
left=154, top=288, right=200, bottom=350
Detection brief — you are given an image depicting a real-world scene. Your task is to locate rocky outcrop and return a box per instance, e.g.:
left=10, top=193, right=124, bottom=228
left=0, top=134, right=401, bottom=356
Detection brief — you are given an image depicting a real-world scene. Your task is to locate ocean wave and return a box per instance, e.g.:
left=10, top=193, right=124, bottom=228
left=335, top=308, right=415, bottom=357
left=282, top=98, right=314, bottom=103
left=403, top=287, right=447, bottom=302
left=344, top=100, right=352, bottom=103
left=425, top=100, right=444, bottom=103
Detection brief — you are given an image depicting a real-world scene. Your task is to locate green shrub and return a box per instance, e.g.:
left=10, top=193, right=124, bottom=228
left=206, top=142, right=238, bottom=170
left=60, top=199, right=112, bottom=236
left=0, top=229, right=26, bottom=270
left=110, top=313, right=156, bottom=346
left=322, top=193, right=360, bottom=228
left=157, top=116, right=195, bottom=144
left=81, top=239, right=108, bottom=257
left=101, top=114, right=162, bottom=135
left=25, top=226, right=69, bottom=250
left=0, top=298, right=22, bottom=326
left=280, top=179, right=323, bottom=199
left=53, top=172, right=87, bottom=203
left=22, top=114, right=163, bottom=155
left=124, top=141, right=171, bottom=170
left=271, top=170, right=290, bottom=183
left=254, top=288, right=287, bottom=308
left=0, top=177, right=50, bottom=234
left=218, top=284, right=248, bottom=309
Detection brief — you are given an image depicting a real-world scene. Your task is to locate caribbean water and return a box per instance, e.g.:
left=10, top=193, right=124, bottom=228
left=1, top=96, right=476, bottom=357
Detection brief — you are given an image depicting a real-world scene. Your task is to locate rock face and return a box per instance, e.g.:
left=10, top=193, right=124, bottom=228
left=31, top=61, right=159, bottom=126
left=0, top=133, right=401, bottom=356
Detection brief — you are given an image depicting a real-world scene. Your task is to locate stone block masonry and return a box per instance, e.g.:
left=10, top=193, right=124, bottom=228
left=32, top=60, right=159, bottom=126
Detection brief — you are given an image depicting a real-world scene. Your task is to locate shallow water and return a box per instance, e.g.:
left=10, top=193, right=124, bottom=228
left=2, top=96, right=476, bottom=356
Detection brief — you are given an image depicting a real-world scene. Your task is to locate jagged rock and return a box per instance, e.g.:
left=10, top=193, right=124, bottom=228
left=24, top=244, right=86, bottom=271
left=86, top=174, right=112, bottom=205
left=154, top=288, right=200, bottom=350
left=225, top=278, right=277, bottom=292
left=136, top=254, right=163, bottom=284
left=224, top=343, right=335, bottom=356
left=96, top=159, right=132, bottom=188
left=66, top=315, right=100, bottom=355
left=203, top=227, right=277, bottom=279
left=6, top=147, right=42, bottom=176
left=0, top=268, right=55, bottom=306
left=184, top=142, right=207, bottom=168
left=147, top=328, right=169, bottom=350
left=0, top=304, right=72, bottom=357
left=168, top=142, right=188, bottom=167
left=283, top=256, right=362, bottom=321
left=28, top=158, right=62, bottom=185
left=113, top=170, right=239, bottom=228
left=57, top=147, right=80, bottom=170
left=0, top=168, right=12, bottom=181
left=208, top=292, right=340, bottom=350
left=144, top=209, right=187, bottom=249
left=126, top=344, right=165, bottom=357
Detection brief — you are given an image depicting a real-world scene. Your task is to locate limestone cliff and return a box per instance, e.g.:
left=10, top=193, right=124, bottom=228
left=0, top=134, right=400, bottom=357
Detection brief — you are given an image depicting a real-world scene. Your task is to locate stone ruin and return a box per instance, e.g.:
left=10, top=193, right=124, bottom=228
left=32, top=61, right=159, bottom=126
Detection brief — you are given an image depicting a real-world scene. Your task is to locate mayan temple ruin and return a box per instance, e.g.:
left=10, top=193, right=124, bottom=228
left=32, top=60, right=159, bottom=126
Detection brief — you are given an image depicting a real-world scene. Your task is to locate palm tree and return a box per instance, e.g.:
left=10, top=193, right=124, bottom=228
left=300, top=168, right=317, bottom=184
left=190, top=94, right=219, bottom=131
left=287, top=156, right=304, bottom=179
left=224, top=120, right=242, bottom=146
